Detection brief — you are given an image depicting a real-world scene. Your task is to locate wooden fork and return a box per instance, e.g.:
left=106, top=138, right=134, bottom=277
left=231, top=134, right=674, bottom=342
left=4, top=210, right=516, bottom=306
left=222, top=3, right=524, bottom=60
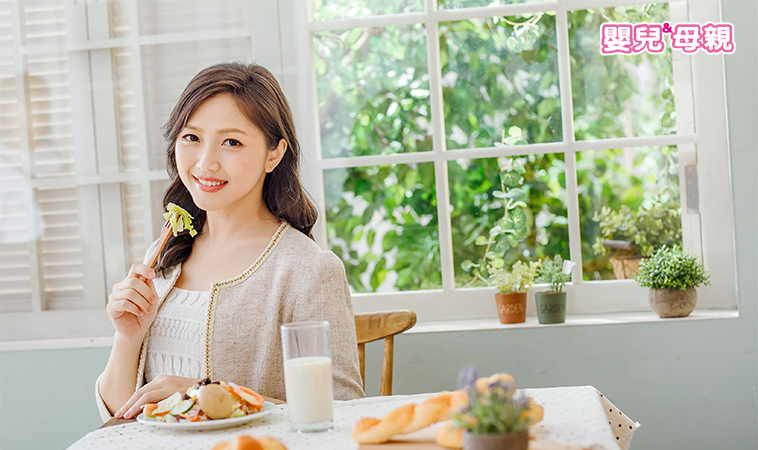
left=147, top=220, right=173, bottom=269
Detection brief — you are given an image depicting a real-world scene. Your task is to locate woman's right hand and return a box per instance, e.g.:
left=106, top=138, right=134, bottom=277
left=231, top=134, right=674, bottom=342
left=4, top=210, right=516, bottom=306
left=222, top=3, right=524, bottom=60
left=107, top=263, right=160, bottom=342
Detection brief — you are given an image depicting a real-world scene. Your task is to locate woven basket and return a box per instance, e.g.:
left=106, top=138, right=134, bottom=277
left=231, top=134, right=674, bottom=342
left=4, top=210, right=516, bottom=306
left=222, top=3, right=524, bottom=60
left=609, top=255, right=643, bottom=279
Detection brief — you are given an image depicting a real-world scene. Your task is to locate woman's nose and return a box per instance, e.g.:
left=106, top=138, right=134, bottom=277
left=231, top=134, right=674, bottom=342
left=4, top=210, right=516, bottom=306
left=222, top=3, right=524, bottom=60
left=196, top=145, right=220, bottom=172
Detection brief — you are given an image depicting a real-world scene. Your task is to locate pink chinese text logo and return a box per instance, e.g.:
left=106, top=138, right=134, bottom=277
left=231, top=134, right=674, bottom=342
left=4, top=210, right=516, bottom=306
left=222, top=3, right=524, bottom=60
left=600, top=22, right=735, bottom=55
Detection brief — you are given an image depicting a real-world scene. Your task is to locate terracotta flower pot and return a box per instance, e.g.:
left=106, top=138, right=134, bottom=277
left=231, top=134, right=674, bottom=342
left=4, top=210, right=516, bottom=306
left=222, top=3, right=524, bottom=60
left=463, top=430, right=529, bottom=450
left=495, top=293, right=527, bottom=324
left=649, top=287, right=697, bottom=318
left=535, top=292, right=566, bottom=324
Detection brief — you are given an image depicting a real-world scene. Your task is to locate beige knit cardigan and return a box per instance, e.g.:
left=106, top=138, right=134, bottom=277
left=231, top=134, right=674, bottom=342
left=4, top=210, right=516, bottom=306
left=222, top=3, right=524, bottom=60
left=96, top=223, right=365, bottom=421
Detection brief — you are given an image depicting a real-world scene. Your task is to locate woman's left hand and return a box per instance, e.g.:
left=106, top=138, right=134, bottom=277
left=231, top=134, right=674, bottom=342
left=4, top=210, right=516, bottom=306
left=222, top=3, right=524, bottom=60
left=115, top=375, right=199, bottom=419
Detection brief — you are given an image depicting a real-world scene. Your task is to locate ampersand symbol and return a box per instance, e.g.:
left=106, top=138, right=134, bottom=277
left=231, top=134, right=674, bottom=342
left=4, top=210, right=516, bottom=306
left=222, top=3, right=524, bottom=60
left=662, top=22, right=672, bottom=33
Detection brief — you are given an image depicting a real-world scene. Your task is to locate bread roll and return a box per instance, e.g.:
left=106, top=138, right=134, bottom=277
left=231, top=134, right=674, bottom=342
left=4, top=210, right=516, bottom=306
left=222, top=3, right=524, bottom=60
left=211, top=435, right=287, bottom=450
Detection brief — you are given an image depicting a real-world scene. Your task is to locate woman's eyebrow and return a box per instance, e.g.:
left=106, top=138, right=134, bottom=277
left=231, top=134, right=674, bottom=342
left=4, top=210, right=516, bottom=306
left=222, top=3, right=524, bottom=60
left=182, top=124, right=249, bottom=136
left=217, top=128, right=249, bottom=136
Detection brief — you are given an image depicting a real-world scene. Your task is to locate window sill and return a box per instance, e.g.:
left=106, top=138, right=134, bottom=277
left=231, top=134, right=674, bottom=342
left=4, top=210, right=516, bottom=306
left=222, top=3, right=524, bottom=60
left=406, top=308, right=739, bottom=335
left=0, top=309, right=738, bottom=352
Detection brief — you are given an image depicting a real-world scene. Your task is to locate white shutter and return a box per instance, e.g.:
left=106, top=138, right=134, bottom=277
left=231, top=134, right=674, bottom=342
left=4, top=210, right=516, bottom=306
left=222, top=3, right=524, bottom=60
left=136, top=0, right=246, bottom=36
left=0, top=0, right=32, bottom=313
left=2, top=0, right=285, bottom=340
left=36, top=185, right=86, bottom=310
left=21, top=0, right=66, bottom=46
left=123, top=181, right=146, bottom=266
left=109, top=0, right=130, bottom=38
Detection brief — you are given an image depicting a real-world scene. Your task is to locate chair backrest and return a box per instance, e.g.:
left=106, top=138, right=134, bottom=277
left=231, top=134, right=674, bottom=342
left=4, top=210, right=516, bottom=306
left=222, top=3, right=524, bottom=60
left=354, top=310, right=417, bottom=396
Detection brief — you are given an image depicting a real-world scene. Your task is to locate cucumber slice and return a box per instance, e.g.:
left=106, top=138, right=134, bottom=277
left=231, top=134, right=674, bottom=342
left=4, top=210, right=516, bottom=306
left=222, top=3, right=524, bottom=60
left=229, top=408, right=246, bottom=418
left=153, top=392, right=183, bottom=415
left=170, top=398, right=195, bottom=416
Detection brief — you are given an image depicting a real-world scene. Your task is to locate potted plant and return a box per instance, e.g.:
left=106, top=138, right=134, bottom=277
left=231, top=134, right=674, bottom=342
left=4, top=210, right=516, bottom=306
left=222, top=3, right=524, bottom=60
left=634, top=245, right=710, bottom=318
left=452, top=366, right=541, bottom=450
left=486, top=260, right=540, bottom=324
left=534, top=255, right=575, bottom=324
left=461, top=157, right=538, bottom=323
left=592, top=199, right=682, bottom=279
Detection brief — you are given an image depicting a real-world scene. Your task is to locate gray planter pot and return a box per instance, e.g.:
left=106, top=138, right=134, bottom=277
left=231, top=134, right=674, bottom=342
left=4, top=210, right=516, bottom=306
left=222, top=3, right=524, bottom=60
left=649, top=287, right=697, bottom=318
left=463, top=430, right=529, bottom=450
left=535, top=292, right=567, bottom=324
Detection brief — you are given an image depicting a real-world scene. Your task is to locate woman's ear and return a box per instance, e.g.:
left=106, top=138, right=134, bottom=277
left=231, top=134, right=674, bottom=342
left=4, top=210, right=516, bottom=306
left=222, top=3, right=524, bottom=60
left=266, top=139, right=287, bottom=173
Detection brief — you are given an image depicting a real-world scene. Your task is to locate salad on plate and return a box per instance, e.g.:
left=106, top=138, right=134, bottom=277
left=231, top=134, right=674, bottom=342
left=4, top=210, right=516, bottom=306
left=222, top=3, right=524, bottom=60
left=141, top=377, right=265, bottom=423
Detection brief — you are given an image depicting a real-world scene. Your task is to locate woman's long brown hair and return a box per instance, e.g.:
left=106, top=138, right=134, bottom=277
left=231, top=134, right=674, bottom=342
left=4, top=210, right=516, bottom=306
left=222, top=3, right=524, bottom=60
left=155, top=62, right=318, bottom=275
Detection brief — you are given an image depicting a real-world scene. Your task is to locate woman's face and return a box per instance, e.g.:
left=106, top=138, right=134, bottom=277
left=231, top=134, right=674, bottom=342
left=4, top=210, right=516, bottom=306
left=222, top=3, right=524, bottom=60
left=175, top=94, right=286, bottom=215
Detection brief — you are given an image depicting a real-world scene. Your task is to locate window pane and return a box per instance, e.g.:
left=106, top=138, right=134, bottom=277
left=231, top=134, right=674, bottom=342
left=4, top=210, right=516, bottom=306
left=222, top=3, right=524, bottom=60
left=325, top=163, right=440, bottom=292
left=314, top=24, right=432, bottom=159
left=577, top=145, right=681, bottom=280
left=438, top=0, right=551, bottom=10
left=570, top=4, right=676, bottom=140
left=311, top=0, right=424, bottom=22
left=450, top=154, right=568, bottom=288
left=440, top=14, right=562, bottom=150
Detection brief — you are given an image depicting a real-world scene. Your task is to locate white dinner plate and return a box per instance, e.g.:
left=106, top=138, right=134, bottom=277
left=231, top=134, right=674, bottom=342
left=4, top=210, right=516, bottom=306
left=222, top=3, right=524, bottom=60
left=136, top=401, right=276, bottom=430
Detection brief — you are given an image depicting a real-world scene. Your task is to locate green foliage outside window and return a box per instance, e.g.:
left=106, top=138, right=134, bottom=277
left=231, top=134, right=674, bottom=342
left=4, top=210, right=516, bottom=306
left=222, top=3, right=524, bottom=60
left=315, top=3, right=680, bottom=293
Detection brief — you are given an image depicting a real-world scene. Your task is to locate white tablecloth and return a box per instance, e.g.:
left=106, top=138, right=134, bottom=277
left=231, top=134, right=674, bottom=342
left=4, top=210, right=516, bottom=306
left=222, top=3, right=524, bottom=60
left=66, top=386, right=638, bottom=450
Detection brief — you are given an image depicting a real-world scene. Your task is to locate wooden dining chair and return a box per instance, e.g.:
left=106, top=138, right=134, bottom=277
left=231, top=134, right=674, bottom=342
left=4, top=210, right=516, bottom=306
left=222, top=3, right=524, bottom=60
left=354, top=310, right=417, bottom=396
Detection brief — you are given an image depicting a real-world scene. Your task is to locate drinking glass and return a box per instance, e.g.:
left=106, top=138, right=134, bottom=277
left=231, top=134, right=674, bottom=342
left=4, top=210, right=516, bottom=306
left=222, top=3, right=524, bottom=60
left=280, top=321, right=334, bottom=432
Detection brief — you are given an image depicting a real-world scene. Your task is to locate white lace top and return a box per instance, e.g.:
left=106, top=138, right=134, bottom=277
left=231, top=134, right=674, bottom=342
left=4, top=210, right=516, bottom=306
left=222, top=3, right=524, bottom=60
left=144, top=287, right=209, bottom=382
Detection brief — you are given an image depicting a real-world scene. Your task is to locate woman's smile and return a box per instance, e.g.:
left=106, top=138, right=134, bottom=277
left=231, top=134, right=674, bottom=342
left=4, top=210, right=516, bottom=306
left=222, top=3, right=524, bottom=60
left=193, top=175, right=228, bottom=193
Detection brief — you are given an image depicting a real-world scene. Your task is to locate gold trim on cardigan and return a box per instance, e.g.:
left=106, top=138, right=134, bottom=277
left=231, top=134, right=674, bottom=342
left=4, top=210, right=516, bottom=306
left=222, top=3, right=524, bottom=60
left=203, top=222, right=291, bottom=379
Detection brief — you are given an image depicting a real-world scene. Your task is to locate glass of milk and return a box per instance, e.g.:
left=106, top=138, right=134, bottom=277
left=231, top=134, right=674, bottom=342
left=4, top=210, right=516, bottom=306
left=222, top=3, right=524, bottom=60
left=281, top=321, right=334, bottom=432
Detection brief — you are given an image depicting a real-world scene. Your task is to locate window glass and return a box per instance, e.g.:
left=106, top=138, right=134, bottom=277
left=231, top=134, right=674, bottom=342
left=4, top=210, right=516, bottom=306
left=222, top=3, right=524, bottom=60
left=440, top=14, right=562, bottom=150
left=450, top=154, right=568, bottom=287
left=577, top=145, right=680, bottom=280
left=314, top=24, right=432, bottom=159
left=311, top=0, right=424, bottom=22
left=325, top=163, right=440, bottom=292
left=570, top=4, right=676, bottom=140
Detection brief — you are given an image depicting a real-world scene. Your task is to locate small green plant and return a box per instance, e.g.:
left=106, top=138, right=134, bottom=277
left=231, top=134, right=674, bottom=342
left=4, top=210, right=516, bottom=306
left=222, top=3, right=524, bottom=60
left=461, top=155, right=534, bottom=288
left=592, top=199, right=682, bottom=257
left=634, top=246, right=711, bottom=290
left=453, top=366, right=535, bottom=435
left=488, top=260, right=541, bottom=295
left=536, top=255, right=574, bottom=293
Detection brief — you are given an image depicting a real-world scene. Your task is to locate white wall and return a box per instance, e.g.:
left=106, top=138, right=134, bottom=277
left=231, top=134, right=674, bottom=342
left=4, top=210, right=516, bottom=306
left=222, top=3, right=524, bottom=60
left=1, top=1, right=756, bottom=449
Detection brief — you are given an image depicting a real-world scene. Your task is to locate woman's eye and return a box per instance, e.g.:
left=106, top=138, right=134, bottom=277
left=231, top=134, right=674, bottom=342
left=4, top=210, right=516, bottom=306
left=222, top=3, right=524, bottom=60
left=224, top=139, right=242, bottom=147
left=182, top=134, right=199, bottom=142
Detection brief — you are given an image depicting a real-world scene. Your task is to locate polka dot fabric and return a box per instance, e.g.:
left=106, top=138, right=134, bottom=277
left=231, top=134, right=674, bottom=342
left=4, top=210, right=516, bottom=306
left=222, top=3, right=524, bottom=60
left=66, top=387, right=636, bottom=450
left=598, top=391, right=640, bottom=450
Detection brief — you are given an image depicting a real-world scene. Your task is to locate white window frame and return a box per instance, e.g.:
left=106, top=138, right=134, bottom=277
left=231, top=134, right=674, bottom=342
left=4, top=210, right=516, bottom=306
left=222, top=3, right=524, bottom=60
left=0, top=0, right=736, bottom=344
left=280, top=0, right=736, bottom=322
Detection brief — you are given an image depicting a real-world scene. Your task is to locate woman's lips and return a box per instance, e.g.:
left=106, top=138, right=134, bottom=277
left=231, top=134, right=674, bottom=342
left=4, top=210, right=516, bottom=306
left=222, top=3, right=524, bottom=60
left=193, top=175, right=228, bottom=193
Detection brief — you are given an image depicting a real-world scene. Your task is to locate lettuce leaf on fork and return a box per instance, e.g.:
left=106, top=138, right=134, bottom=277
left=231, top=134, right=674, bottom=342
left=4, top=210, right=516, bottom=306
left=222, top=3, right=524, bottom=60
left=163, top=203, right=198, bottom=237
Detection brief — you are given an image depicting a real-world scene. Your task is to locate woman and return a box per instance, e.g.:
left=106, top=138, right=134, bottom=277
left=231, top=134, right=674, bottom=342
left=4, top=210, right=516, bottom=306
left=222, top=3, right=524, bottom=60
left=96, top=62, right=364, bottom=421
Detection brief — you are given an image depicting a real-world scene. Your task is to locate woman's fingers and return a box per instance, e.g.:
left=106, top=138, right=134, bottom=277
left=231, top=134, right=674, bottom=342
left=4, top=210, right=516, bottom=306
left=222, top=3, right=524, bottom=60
left=116, top=376, right=198, bottom=419
left=127, top=263, right=155, bottom=282
left=107, top=299, right=146, bottom=317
